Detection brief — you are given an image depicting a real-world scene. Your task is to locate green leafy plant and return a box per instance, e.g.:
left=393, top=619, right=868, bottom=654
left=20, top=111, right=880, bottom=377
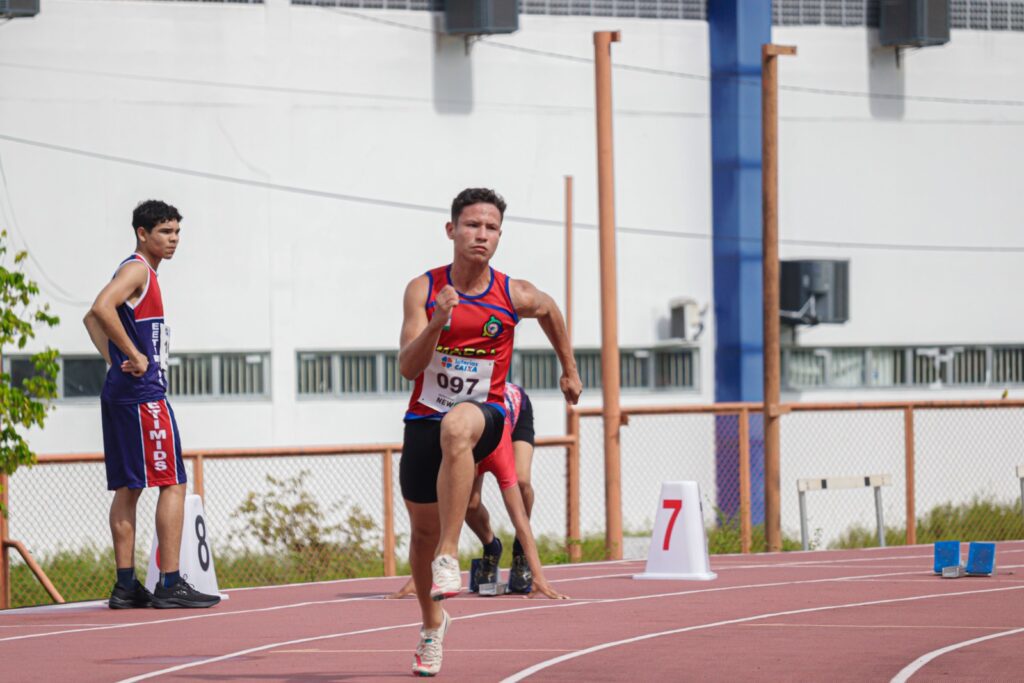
left=229, top=470, right=385, bottom=582
left=0, top=230, right=59, bottom=515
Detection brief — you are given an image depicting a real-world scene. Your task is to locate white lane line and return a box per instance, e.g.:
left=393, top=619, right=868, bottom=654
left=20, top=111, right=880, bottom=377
left=741, top=623, right=1024, bottom=631
left=0, top=566, right=933, bottom=645
left=0, top=596, right=372, bottom=643
left=500, top=585, right=1024, bottom=683
left=112, top=567, right=971, bottom=682
left=226, top=558, right=642, bottom=593
left=269, top=648, right=576, bottom=654
left=889, top=626, right=1024, bottom=683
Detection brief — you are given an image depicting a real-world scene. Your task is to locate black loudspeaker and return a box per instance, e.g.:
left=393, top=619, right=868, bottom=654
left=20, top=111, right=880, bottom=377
left=444, top=0, right=519, bottom=35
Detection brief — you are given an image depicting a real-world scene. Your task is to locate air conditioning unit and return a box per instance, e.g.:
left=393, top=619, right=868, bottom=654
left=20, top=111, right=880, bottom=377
left=0, top=0, right=39, bottom=17
left=668, top=297, right=702, bottom=341
left=879, top=0, right=950, bottom=48
left=444, top=0, right=518, bottom=35
left=780, top=260, right=849, bottom=326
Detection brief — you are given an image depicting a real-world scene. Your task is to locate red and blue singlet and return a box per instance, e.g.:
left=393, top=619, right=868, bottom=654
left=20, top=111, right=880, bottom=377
left=405, top=265, right=518, bottom=421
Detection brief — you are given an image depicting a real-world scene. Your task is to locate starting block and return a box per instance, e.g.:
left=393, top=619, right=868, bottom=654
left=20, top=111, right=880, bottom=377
left=966, top=542, right=996, bottom=576
left=942, top=564, right=966, bottom=578
left=478, top=582, right=508, bottom=596
left=933, top=540, right=996, bottom=578
left=469, top=558, right=502, bottom=593
left=933, top=540, right=961, bottom=575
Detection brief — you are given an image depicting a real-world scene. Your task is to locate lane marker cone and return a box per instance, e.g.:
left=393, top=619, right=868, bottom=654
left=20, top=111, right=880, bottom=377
left=634, top=481, right=716, bottom=581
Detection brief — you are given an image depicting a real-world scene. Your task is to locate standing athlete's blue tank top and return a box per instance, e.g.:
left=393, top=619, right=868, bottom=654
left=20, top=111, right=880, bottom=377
left=100, top=254, right=169, bottom=404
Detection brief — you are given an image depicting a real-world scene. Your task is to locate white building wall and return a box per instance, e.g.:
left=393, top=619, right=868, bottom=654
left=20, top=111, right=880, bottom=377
left=0, top=3, right=1019, bottom=456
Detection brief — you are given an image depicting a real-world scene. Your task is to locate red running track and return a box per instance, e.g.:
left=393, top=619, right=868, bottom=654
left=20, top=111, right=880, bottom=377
left=1, top=541, right=1023, bottom=682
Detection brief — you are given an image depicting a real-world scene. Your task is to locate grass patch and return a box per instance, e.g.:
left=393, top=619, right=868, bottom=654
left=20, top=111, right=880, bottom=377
left=833, top=496, right=1024, bottom=549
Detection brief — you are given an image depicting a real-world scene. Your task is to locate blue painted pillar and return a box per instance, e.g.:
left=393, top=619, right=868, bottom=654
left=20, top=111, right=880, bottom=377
left=709, top=1, right=771, bottom=525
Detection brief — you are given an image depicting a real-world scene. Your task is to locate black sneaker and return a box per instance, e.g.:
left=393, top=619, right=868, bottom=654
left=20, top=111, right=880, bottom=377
left=151, top=577, right=221, bottom=609
left=508, top=555, right=533, bottom=594
left=473, top=537, right=503, bottom=588
left=108, top=580, right=153, bottom=609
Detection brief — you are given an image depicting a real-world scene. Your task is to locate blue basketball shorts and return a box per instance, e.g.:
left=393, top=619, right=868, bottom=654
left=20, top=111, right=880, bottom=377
left=101, top=398, right=186, bottom=490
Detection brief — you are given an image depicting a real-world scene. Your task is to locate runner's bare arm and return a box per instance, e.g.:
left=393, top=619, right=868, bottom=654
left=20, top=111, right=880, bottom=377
left=510, top=279, right=582, bottom=405
left=398, top=275, right=459, bottom=380
left=83, top=262, right=149, bottom=377
left=499, top=485, right=569, bottom=600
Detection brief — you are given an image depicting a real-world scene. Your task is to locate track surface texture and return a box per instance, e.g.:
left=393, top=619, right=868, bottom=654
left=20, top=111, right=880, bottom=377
left=2, top=542, right=1022, bottom=682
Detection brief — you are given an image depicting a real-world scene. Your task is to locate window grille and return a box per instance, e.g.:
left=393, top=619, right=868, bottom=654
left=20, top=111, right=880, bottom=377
left=519, top=351, right=560, bottom=391
left=951, top=348, right=988, bottom=384
left=574, top=350, right=603, bottom=390
left=655, top=349, right=695, bottom=388
left=993, top=347, right=1024, bottom=384
left=220, top=354, right=268, bottom=396
left=867, top=348, right=905, bottom=387
left=168, top=355, right=213, bottom=397
left=339, top=353, right=378, bottom=394
left=620, top=351, right=651, bottom=388
left=297, top=353, right=334, bottom=395
left=383, top=353, right=413, bottom=394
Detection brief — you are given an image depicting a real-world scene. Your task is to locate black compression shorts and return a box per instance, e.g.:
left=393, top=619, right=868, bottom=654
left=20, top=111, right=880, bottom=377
left=400, top=401, right=505, bottom=504
left=510, top=390, right=535, bottom=446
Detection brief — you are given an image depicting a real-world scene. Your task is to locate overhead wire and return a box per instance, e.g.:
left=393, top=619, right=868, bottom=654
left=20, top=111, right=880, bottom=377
left=1, top=132, right=1021, bottom=254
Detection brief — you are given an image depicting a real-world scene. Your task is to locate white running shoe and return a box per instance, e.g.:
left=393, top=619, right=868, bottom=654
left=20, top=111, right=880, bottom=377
left=429, top=554, right=462, bottom=601
left=412, top=609, right=450, bottom=677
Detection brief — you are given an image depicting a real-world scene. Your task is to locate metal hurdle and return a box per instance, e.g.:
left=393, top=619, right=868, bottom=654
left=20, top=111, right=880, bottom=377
left=797, top=474, right=892, bottom=551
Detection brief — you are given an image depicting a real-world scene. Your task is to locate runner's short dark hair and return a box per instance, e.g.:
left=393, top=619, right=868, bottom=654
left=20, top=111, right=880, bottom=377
left=451, top=188, right=506, bottom=224
left=133, top=200, right=182, bottom=233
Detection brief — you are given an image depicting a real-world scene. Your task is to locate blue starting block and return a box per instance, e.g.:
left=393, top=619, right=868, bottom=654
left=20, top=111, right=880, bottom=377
left=966, top=542, right=996, bottom=576
left=469, top=558, right=502, bottom=593
left=933, top=540, right=961, bottom=575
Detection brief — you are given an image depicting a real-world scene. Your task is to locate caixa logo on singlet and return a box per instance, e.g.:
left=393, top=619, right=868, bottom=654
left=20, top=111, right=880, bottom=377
left=444, top=357, right=480, bottom=374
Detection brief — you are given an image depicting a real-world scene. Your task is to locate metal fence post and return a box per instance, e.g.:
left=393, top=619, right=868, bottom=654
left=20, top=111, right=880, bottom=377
left=1, top=473, right=9, bottom=609
left=874, top=485, right=886, bottom=547
left=798, top=488, right=808, bottom=551
left=566, top=410, right=581, bottom=563
left=738, top=409, right=752, bottom=554
left=382, top=449, right=396, bottom=577
left=193, top=454, right=205, bottom=500
left=904, top=406, right=916, bottom=545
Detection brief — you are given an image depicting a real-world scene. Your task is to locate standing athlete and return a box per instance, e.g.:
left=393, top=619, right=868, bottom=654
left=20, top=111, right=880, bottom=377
left=398, top=188, right=581, bottom=676
left=83, top=200, right=219, bottom=610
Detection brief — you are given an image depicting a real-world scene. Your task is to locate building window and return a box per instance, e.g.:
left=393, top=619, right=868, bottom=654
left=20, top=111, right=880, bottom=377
left=297, top=353, right=333, bottom=395
left=62, top=358, right=107, bottom=398
left=785, top=345, right=1024, bottom=390
left=166, top=353, right=270, bottom=399
left=304, top=347, right=698, bottom=396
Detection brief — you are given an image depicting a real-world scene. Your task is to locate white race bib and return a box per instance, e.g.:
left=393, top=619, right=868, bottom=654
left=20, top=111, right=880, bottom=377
left=418, top=351, right=495, bottom=413
left=159, top=324, right=171, bottom=373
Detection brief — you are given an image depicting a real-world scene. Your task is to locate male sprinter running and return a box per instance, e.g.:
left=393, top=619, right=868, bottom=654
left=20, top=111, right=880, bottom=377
left=399, top=188, right=581, bottom=676
left=387, top=383, right=565, bottom=601
left=83, top=200, right=219, bottom=610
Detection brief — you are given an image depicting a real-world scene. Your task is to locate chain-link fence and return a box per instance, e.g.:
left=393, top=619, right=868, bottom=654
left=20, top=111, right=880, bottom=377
left=2, top=438, right=575, bottom=609
left=5, top=401, right=1024, bottom=609
left=577, top=402, right=1024, bottom=557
